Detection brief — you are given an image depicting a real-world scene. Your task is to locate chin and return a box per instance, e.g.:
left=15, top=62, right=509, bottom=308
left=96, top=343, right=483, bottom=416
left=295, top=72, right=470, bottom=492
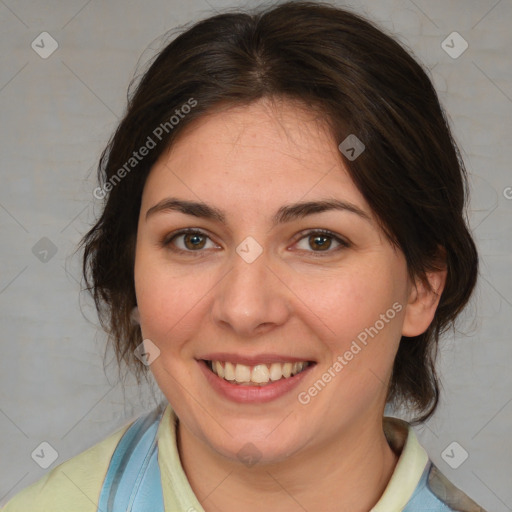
left=209, top=433, right=303, bottom=467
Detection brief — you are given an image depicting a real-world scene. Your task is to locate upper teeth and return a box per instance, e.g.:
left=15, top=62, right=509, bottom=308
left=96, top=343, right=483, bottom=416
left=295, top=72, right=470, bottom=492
left=209, top=361, right=309, bottom=385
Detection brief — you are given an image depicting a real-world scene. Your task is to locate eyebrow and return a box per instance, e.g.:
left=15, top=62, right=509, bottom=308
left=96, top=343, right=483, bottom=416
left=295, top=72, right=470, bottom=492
left=145, top=197, right=372, bottom=226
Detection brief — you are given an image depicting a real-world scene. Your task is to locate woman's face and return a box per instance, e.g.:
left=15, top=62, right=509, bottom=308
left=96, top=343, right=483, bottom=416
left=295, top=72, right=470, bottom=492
left=134, top=99, right=415, bottom=464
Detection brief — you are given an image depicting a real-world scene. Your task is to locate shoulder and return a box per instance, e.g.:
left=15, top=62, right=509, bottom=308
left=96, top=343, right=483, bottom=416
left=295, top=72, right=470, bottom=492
left=1, top=420, right=132, bottom=512
left=403, top=459, right=488, bottom=511
left=423, top=463, right=488, bottom=512
left=381, top=417, right=488, bottom=512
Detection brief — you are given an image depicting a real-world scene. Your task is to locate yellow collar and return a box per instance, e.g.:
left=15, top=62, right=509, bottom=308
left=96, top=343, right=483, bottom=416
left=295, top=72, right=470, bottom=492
left=156, top=405, right=428, bottom=512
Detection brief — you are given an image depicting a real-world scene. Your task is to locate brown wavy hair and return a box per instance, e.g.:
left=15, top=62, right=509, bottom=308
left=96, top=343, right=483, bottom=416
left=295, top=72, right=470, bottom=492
left=79, top=1, right=478, bottom=423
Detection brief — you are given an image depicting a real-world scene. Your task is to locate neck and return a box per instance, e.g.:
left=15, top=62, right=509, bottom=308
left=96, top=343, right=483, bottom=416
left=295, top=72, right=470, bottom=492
left=177, top=413, right=399, bottom=512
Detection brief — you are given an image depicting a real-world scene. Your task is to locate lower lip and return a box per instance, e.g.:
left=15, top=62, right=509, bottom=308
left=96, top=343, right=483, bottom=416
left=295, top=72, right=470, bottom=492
left=198, top=360, right=315, bottom=404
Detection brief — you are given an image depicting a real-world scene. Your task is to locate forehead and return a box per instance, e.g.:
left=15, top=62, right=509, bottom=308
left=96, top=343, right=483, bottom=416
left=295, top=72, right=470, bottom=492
left=141, top=98, right=369, bottom=217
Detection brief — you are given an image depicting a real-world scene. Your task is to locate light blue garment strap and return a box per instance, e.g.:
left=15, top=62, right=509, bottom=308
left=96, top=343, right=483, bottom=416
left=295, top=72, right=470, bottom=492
left=403, top=460, right=485, bottom=512
left=402, top=460, right=487, bottom=511
left=97, top=405, right=166, bottom=512
left=403, top=461, right=452, bottom=511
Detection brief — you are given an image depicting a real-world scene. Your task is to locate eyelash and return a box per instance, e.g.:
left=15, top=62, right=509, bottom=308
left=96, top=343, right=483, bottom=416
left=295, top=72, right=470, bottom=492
left=160, top=228, right=350, bottom=258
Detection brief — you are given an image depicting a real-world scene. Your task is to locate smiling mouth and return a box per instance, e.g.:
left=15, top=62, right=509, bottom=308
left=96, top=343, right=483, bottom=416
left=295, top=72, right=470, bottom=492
left=203, top=360, right=315, bottom=386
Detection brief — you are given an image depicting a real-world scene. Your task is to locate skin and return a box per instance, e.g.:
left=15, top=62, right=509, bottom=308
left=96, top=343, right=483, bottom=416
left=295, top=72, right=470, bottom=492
left=134, top=98, right=446, bottom=512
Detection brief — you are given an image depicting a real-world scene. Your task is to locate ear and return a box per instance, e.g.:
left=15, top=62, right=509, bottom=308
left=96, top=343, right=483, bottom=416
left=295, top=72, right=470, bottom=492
left=402, top=261, right=447, bottom=337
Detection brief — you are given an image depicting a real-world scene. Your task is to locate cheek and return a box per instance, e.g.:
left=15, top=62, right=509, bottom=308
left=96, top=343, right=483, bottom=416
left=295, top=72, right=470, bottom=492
left=133, top=252, right=207, bottom=348
left=316, top=263, right=403, bottom=338
left=312, top=261, right=407, bottom=398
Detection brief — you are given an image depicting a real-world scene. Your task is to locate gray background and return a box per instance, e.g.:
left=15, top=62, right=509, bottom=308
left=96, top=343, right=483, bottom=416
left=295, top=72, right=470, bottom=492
left=0, top=0, right=511, bottom=510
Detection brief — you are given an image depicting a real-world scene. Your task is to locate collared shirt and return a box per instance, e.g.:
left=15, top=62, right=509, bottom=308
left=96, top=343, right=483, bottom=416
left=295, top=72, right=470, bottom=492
left=1, top=404, right=487, bottom=511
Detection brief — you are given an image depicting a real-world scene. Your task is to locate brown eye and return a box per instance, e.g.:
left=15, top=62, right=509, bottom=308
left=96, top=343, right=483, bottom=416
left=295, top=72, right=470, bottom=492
left=183, top=232, right=207, bottom=250
left=309, top=233, right=332, bottom=251
left=163, top=229, right=217, bottom=255
left=294, top=230, right=349, bottom=255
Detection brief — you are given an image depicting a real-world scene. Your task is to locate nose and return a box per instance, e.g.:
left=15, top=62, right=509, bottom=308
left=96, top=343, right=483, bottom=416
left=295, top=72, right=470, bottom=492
left=211, top=246, right=292, bottom=338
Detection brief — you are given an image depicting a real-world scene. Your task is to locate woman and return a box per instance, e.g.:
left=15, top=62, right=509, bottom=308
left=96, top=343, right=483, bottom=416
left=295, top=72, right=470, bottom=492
left=2, top=1, right=486, bottom=511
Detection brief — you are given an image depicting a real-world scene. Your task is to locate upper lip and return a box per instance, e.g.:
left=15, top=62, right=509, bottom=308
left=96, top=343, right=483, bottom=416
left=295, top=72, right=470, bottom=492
left=198, top=353, right=316, bottom=366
